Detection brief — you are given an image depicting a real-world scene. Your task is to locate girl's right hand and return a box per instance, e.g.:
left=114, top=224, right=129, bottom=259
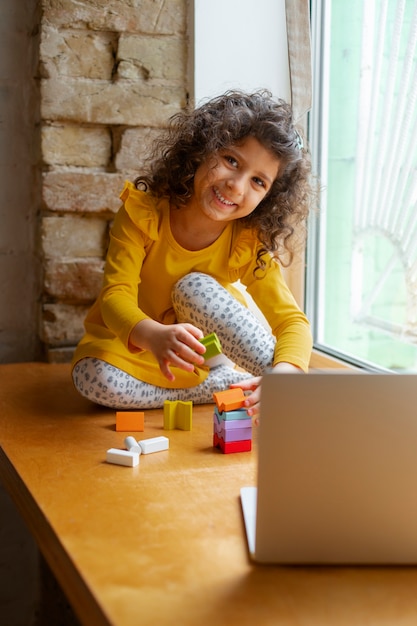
left=129, top=319, right=206, bottom=381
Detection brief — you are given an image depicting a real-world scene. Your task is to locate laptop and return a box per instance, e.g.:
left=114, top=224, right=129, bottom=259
left=240, top=370, right=417, bottom=564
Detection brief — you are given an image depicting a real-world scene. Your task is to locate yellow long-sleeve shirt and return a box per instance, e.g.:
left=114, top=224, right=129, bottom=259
left=72, top=181, right=312, bottom=387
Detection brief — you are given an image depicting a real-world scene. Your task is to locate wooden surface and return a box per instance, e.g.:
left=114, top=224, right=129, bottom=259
left=2, top=363, right=417, bottom=626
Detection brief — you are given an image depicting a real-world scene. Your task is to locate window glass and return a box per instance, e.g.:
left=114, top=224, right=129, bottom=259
left=308, top=0, right=417, bottom=371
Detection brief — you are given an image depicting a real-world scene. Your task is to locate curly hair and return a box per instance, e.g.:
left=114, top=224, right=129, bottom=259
left=135, top=90, right=315, bottom=270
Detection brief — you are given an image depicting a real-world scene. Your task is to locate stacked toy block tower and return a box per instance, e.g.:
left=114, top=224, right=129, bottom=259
left=212, top=388, right=252, bottom=453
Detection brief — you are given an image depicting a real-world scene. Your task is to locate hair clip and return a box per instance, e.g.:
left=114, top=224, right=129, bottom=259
left=293, top=129, right=304, bottom=151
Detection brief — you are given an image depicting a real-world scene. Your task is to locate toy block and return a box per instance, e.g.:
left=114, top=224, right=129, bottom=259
left=199, top=332, right=222, bottom=360
left=213, top=433, right=252, bottom=454
left=213, top=422, right=252, bottom=443
left=163, top=400, right=192, bottom=430
left=138, top=436, right=169, bottom=454
left=124, top=436, right=143, bottom=455
left=213, top=414, right=252, bottom=440
left=106, top=448, right=140, bottom=467
left=214, top=406, right=249, bottom=422
left=213, top=388, right=246, bottom=412
left=176, top=403, right=192, bottom=430
left=116, top=411, right=144, bottom=432
left=213, top=413, right=252, bottom=430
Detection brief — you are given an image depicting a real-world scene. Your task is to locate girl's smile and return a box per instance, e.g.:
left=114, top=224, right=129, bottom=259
left=188, top=135, right=281, bottom=225
left=213, top=187, right=236, bottom=207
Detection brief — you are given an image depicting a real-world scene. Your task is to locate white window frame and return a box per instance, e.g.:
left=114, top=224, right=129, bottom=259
left=306, top=0, right=417, bottom=371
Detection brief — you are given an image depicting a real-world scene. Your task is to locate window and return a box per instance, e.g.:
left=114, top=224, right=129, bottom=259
left=191, top=0, right=290, bottom=105
left=307, top=0, right=417, bottom=371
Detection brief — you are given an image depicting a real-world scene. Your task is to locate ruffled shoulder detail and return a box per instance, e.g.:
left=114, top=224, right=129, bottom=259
left=119, top=181, right=168, bottom=241
left=229, top=224, right=261, bottom=273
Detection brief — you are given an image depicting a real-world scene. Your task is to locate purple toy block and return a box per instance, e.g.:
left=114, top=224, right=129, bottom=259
left=213, top=419, right=252, bottom=442
left=222, top=427, right=252, bottom=443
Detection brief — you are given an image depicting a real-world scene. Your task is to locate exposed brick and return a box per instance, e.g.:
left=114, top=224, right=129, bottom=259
left=42, top=124, right=112, bottom=168
left=40, top=26, right=116, bottom=80
left=41, top=0, right=186, bottom=34
left=117, top=34, right=186, bottom=81
left=44, top=258, right=104, bottom=302
left=40, top=303, right=89, bottom=345
left=41, top=77, right=185, bottom=126
left=46, top=346, right=76, bottom=364
left=42, top=171, right=126, bottom=213
left=114, top=126, right=159, bottom=172
left=41, top=215, right=108, bottom=258
left=37, top=0, right=188, bottom=355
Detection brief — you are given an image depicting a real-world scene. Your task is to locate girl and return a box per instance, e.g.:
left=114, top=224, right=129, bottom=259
left=71, top=90, right=314, bottom=418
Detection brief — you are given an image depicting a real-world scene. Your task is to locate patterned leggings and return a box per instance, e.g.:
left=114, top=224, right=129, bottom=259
left=72, top=272, right=276, bottom=409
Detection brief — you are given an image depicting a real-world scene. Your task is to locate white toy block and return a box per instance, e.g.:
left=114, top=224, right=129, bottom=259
left=106, top=448, right=140, bottom=467
left=124, top=436, right=142, bottom=455
left=139, top=436, right=169, bottom=455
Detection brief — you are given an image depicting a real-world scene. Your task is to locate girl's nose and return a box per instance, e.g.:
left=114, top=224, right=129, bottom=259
left=226, top=175, right=245, bottom=196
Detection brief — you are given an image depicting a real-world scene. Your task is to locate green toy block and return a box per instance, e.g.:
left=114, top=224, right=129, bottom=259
left=163, top=400, right=193, bottom=430
left=199, top=332, right=222, bottom=360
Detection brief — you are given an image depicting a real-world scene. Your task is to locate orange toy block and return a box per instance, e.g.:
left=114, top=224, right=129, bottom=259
left=116, top=411, right=145, bottom=432
left=213, top=388, right=246, bottom=412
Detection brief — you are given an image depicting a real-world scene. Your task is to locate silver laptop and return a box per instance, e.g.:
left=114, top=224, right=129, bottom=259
left=241, top=370, right=417, bottom=564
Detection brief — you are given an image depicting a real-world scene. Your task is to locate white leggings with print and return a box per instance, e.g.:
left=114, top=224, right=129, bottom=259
left=72, top=272, right=276, bottom=409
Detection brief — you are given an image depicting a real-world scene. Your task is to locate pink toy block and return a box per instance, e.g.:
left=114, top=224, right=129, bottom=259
left=213, top=433, right=252, bottom=454
left=213, top=388, right=246, bottom=412
left=116, top=411, right=145, bottom=432
left=163, top=400, right=192, bottom=430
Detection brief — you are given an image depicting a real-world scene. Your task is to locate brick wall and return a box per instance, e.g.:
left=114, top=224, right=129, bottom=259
left=39, top=0, right=188, bottom=362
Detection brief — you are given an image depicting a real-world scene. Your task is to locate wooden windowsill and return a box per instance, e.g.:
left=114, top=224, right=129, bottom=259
left=309, top=349, right=355, bottom=370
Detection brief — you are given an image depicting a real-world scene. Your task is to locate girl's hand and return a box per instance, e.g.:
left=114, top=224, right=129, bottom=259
left=229, top=377, right=262, bottom=422
left=129, top=319, right=206, bottom=381
left=230, top=363, right=301, bottom=423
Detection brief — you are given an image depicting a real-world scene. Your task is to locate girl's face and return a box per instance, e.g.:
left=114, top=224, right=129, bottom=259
left=190, top=136, right=280, bottom=224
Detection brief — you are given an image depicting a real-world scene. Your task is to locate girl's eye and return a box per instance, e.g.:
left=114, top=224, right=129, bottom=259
left=224, top=155, right=238, bottom=167
left=253, top=177, right=266, bottom=188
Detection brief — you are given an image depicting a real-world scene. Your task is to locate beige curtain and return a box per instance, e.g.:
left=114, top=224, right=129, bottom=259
left=285, top=0, right=312, bottom=123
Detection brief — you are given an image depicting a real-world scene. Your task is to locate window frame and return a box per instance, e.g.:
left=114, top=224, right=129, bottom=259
left=305, top=0, right=414, bottom=372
